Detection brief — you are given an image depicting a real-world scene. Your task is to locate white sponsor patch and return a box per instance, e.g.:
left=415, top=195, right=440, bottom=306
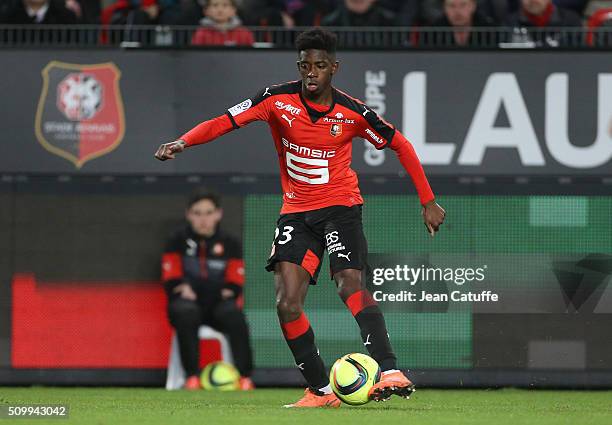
left=366, top=128, right=384, bottom=144
left=228, top=99, right=252, bottom=117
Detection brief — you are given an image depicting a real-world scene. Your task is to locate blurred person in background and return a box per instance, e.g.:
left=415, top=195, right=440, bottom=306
left=191, top=0, right=254, bottom=45
left=321, top=0, right=396, bottom=26
left=162, top=190, right=254, bottom=391
left=422, top=0, right=508, bottom=25
left=239, top=0, right=293, bottom=26
left=0, top=0, right=79, bottom=24
left=429, top=0, right=497, bottom=46
left=63, top=0, right=101, bottom=23
left=553, top=0, right=589, bottom=16
left=155, top=0, right=184, bottom=23
left=505, top=0, right=583, bottom=46
left=102, top=0, right=170, bottom=45
left=237, top=0, right=336, bottom=46
left=586, top=7, right=612, bottom=46
left=282, top=0, right=336, bottom=26
left=381, top=0, right=422, bottom=27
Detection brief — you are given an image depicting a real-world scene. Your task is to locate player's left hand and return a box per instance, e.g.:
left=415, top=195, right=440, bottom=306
left=154, top=140, right=186, bottom=161
left=422, top=200, right=445, bottom=237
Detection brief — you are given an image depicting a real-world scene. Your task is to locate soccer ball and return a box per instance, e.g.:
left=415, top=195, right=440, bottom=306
left=330, top=353, right=381, bottom=405
left=200, top=361, right=240, bottom=391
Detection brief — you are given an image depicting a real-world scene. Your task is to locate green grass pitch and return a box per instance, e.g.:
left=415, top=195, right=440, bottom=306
left=1, top=387, right=611, bottom=425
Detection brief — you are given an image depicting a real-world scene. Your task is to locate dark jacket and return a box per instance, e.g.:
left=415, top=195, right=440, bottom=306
left=428, top=12, right=499, bottom=47
left=505, top=5, right=583, bottom=47
left=2, top=0, right=78, bottom=24
left=161, top=227, right=244, bottom=305
left=321, top=3, right=397, bottom=27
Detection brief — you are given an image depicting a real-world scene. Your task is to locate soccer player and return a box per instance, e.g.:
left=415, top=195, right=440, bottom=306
left=155, top=28, right=445, bottom=407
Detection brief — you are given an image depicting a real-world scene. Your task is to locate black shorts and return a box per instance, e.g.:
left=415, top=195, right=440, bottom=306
left=265, top=205, right=368, bottom=284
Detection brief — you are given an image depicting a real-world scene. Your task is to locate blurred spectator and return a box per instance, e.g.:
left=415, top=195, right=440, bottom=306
left=505, top=0, right=583, bottom=46
left=1, top=0, right=79, bottom=24
left=127, top=0, right=160, bottom=25
left=378, top=0, right=423, bottom=26
left=554, top=0, right=589, bottom=16
left=103, top=0, right=179, bottom=26
left=283, top=0, right=336, bottom=26
left=0, top=0, right=15, bottom=22
left=72, top=0, right=101, bottom=23
left=239, top=0, right=291, bottom=26
left=479, top=0, right=514, bottom=23
left=421, top=0, right=447, bottom=24
left=428, top=0, right=497, bottom=46
left=191, top=0, right=255, bottom=45
left=100, top=0, right=159, bottom=44
left=156, top=0, right=183, bottom=24
left=165, top=0, right=203, bottom=25
left=422, top=0, right=507, bottom=25
left=586, top=7, right=612, bottom=46
left=162, top=190, right=254, bottom=390
left=58, top=0, right=101, bottom=23
left=321, top=0, right=397, bottom=26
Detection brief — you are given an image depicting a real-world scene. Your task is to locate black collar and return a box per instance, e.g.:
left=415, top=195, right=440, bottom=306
left=299, top=87, right=337, bottom=123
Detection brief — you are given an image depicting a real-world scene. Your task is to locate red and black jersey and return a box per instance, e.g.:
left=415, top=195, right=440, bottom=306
left=161, top=227, right=244, bottom=303
left=180, top=81, right=434, bottom=214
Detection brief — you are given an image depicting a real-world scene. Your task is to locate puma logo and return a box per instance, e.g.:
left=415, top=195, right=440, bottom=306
left=263, top=87, right=271, bottom=96
left=337, top=251, right=351, bottom=261
left=282, top=114, right=295, bottom=127
left=363, top=334, right=372, bottom=346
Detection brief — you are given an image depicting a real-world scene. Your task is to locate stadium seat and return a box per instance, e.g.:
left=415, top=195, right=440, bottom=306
left=165, top=325, right=234, bottom=390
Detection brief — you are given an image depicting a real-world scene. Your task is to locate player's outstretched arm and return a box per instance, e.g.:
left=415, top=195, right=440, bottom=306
left=153, top=88, right=273, bottom=162
left=153, top=113, right=237, bottom=161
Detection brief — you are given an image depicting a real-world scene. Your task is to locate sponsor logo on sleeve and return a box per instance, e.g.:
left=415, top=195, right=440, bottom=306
left=365, top=128, right=385, bottom=144
left=228, top=99, right=252, bottom=117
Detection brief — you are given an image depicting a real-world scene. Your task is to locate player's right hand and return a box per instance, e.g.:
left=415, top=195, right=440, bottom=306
left=154, top=140, right=186, bottom=161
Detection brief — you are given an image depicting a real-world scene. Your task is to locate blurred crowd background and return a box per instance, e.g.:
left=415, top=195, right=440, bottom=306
left=0, top=0, right=611, bottom=47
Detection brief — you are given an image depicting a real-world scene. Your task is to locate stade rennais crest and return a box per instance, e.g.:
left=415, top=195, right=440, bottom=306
left=35, top=61, right=125, bottom=168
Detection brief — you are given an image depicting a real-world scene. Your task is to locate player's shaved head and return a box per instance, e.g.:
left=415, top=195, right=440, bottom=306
left=296, top=28, right=337, bottom=61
